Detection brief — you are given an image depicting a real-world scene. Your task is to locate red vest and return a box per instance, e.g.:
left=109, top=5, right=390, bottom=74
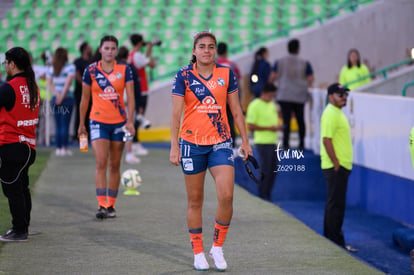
left=128, top=50, right=149, bottom=94
left=0, top=76, right=39, bottom=149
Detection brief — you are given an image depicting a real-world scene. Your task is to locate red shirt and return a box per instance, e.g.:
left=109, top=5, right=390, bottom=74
left=0, top=74, right=39, bottom=149
left=128, top=50, right=149, bottom=94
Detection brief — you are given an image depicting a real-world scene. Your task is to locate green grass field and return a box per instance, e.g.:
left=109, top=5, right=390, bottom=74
left=0, top=148, right=51, bottom=246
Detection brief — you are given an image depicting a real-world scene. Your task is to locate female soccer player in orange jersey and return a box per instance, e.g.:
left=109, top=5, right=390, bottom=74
left=170, top=31, right=252, bottom=271
left=78, top=35, right=135, bottom=219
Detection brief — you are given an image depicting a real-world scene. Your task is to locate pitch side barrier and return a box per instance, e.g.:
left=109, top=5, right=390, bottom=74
left=305, top=89, right=414, bottom=225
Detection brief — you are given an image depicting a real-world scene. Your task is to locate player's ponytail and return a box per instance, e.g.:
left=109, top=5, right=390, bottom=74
left=5, top=47, right=39, bottom=110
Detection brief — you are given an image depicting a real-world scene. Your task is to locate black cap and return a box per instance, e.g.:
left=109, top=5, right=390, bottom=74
left=327, top=83, right=350, bottom=95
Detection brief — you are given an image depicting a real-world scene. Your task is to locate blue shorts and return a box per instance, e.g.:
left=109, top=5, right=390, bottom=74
left=180, top=139, right=234, bottom=175
left=89, top=120, right=126, bottom=142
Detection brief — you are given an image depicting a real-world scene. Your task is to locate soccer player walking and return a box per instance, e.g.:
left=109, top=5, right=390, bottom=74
left=170, top=31, right=252, bottom=271
left=78, top=35, right=135, bottom=219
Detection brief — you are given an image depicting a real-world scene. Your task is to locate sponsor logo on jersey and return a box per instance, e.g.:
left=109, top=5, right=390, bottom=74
left=206, top=80, right=217, bottom=90
left=190, top=79, right=201, bottom=86
left=95, top=73, right=105, bottom=79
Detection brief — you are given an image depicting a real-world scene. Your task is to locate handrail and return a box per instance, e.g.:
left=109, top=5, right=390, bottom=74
left=402, top=81, right=414, bottom=97
left=342, top=58, right=414, bottom=89
left=152, top=0, right=376, bottom=83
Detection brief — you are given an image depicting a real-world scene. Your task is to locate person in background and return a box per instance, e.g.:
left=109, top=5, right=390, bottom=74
left=46, top=47, right=75, bottom=156
left=339, top=48, right=371, bottom=90
left=128, top=33, right=157, bottom=156
left=117, top=46, right=142, bottom=165
left=249, top=47, right=272, bottom=98
left=320, top=83, right=357, bottom=253
left=246, top=83, right=283, bottom=201
left=73, top=42, right=93, bottom=141
left=170, top=31, right=252, bottom=271
left=216, top=42, right=241, bottom=151
left=78, top=35, right=135, bottom=219
left=270, top=38, right=314, bottom=151
left=32, top=52, right=48, bottom=146
left=0, top=47, right=39, bottom=241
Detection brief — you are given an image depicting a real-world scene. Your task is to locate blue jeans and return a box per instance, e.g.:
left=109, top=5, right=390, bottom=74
left=52, top=97, right=73, bottom=148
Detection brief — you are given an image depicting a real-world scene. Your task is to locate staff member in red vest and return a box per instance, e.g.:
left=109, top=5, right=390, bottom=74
left=0, top=47, right=39, bottom=242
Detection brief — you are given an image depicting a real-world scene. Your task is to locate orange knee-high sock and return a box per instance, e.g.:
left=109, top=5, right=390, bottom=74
left=213, top=220, right=230, bottom=247
left=96, top=188, right=107, bottom=208
left=189, top=228, right=204, bottom=255
left=107, top=189, right=118, bottom=208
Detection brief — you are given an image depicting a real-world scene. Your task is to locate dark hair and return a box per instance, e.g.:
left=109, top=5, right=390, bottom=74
left=116, top=46, right=129, bottom=61
left=251, top=47, right=268, bottom=75
left=100, top=35, right=118, bottom=47
left=262, top=83, right=277, bottom=93
left=191, top=31, right=217, bottom=64
left=79, top=42, right=89, bottom=53
left=130, top=33, right=144, bottom=46
left=5, top=47, right=38, bottom=110
left=52, top=47, right=68, bottom=76
left=288, top=39, right=300, bottom=54
left=347, top=48, right=361, bottom=68
left=217, top=42, right=227, bottom=55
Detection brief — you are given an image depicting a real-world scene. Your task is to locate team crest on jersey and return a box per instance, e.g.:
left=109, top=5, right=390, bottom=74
left=116, top=72, right=122, bottom=79
left=206, top=80, right=217, bottom=90
left=202, top=96, right=215, bottom=105
left=217, top=78, right=225, bottom=86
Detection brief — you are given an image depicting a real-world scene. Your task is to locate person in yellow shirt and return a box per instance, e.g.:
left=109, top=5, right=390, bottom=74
left=320, top=83, right=358, bottom=252
left=339, top=49, right=371, bottom=90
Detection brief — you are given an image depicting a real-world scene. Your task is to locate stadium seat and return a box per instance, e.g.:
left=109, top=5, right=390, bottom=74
left=36, top=0, right=55, bottom=7
left=56, top=0, right=77, bottom=8
left=6, top=7, right=31, bottom=20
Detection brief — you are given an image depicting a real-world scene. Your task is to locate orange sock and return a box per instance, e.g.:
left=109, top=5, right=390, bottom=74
left=96, top=188, right=107, bottom=208
left=96, top=196, right=107, bottom=208
left=189, top=228, right=204, bottom=254
left=107, top=197, right=116, bottom=208
left=213, top=220, right=230, bottom=247
left=107, top=189, right=118, bottom=208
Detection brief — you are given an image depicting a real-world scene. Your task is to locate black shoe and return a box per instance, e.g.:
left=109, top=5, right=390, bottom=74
left=96, top=206, right=107, bottom=219
left=107, top=206, right=116, bottom=218
left=0, top=230, right=28, bottom=242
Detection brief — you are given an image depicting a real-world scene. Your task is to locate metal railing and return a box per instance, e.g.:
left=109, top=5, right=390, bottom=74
left=402, top=81, right=414, bottom=97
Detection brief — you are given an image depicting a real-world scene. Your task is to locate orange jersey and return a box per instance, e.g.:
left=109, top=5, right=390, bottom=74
left=83, top=61, right=133, bottom=124
left=172, top=63, right=238, bottom=145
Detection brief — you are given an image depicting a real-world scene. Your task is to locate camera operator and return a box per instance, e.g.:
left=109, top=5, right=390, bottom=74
left=128, top=33, right=161, bottom=156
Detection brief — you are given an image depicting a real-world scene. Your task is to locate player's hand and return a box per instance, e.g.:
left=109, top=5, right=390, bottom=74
left=169, top=145, right=181, bottom=166
left=125, top=121, right=135, bottom=137
left=77, top=124, right=88, bottom=138
left=238, top=142, right=253, bottom=161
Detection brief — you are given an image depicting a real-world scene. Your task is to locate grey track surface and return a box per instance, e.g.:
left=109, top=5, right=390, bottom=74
left=0, top=149, right=382, bottom=275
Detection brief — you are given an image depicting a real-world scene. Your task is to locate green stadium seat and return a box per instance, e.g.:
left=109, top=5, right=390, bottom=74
left=31, top=7, right=53, bottom=19
left=6, top=7, right=31, bottom=20
left=36, top=0, right=55, bottom=7
left=102, top=0, right=120, bottom=8
left=79, top=0, right=98, bottom=8
left=1, top=18, right=19, bottom=30
left=57, top=0, right=77, bottom=8
left=168, top=0, right=187, bottom=6
left=124, top=0, right=144, bottom=6
left=14, top=0, right=33, bottom=8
